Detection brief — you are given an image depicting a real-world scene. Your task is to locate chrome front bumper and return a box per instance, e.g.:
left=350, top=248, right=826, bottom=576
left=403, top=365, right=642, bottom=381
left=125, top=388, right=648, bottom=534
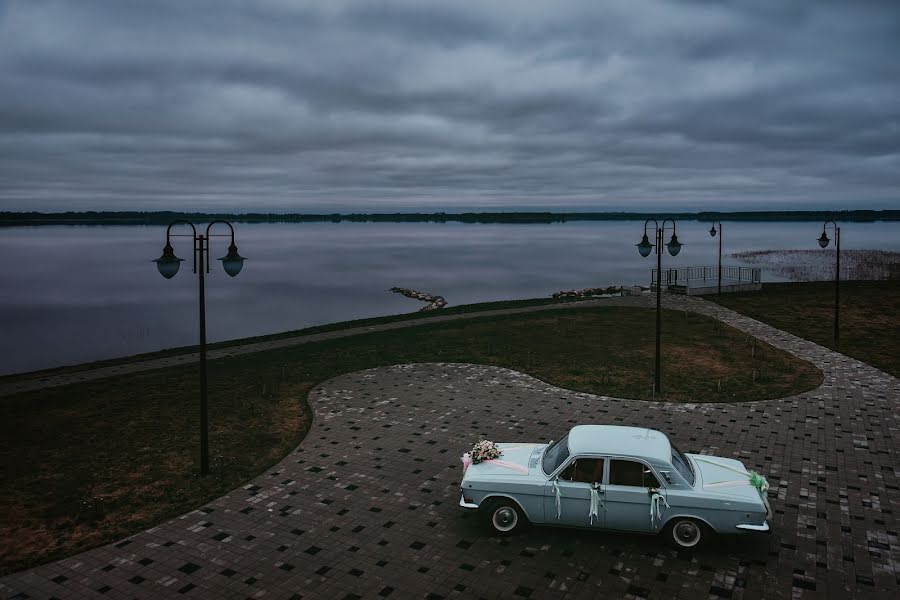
left=459, top=492, right=479, bottom=509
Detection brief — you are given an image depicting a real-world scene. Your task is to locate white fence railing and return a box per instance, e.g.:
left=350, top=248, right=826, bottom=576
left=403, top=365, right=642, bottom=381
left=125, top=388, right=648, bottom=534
left=651, top=266, right=761, bottom=287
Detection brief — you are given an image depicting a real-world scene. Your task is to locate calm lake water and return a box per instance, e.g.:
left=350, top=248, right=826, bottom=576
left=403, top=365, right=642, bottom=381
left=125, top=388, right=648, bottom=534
left=2, top=220, right=898, bottom=376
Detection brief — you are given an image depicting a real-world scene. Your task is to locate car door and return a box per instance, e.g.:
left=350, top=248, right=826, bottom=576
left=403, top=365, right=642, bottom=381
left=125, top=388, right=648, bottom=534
left=544, top=457, right=606, bottom=528
left=603, top=458, right=664, bottom=532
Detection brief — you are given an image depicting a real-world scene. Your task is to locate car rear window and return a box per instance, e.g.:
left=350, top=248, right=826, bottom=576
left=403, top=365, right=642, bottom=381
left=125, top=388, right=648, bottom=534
left=542, top=434, right=570, bottom=475
left=671, top=443, right=695, bottom=486
left=608, top=459, right=660, bottom=488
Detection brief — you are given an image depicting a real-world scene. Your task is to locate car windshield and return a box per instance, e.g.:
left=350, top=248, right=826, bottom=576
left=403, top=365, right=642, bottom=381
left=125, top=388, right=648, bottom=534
left=671, top=442, right=695, bottom=486
left=541, top=434, right=570, bottom=476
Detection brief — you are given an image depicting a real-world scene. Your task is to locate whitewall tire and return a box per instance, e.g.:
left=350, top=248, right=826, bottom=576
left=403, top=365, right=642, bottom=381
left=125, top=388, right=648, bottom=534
left=482, top=499, right=525, bottom=535
left=666, top=518, right=706, bottom=549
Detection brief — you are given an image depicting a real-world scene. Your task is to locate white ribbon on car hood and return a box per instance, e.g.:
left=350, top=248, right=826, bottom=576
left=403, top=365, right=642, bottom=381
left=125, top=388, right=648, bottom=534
left=693, top=456, right=770, bottom=496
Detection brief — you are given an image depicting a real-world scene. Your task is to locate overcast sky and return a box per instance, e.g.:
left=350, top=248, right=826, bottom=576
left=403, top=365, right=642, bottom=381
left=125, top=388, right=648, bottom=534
left=1, top=0, right=898, bottom=213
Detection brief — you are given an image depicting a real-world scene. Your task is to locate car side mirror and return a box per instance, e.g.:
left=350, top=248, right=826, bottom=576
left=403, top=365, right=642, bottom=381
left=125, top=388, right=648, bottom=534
left=659, top=470, right=673, bottom=483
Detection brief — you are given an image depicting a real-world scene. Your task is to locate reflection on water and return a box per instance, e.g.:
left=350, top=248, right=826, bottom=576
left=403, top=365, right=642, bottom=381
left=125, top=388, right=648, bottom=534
left=1, top=220, right=898, bottom=375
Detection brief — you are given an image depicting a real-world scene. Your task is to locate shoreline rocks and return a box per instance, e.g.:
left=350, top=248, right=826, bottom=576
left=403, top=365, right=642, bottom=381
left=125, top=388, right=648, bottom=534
left=390, top=287, right=448, bottom=311
left=552, top=285, right=647, bottom=299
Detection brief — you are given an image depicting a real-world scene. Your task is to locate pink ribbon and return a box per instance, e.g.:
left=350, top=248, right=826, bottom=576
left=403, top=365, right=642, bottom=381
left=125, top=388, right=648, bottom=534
left=461, top=453, right=473, bottom=472
left=482, top=459, right=529, bottom=474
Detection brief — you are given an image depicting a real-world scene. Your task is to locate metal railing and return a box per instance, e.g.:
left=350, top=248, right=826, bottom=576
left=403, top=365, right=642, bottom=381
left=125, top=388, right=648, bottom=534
left=652, top=265, right=761, bottom=287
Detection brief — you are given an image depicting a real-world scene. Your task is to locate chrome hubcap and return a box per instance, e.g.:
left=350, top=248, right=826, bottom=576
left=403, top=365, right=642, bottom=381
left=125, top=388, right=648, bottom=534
left=674, top=521, right=700, bottom=546
left=493, top=507, right=517, bottom=531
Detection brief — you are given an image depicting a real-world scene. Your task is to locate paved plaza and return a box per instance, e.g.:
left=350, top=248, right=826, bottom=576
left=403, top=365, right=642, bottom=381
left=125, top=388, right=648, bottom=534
left=2, top=296, right=898, bottom=599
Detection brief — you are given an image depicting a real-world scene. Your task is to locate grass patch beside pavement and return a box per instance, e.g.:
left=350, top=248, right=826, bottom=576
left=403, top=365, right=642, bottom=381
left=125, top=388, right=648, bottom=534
left=708, top=280, right=900, bottom=377
left=0, top=295, right=587, bottom=380
left=0, top=305, right=822, bottom=574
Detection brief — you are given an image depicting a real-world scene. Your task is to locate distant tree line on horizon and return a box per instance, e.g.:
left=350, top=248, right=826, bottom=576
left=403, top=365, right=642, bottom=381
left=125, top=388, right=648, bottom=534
left=1, top=209, right=898, bottom=226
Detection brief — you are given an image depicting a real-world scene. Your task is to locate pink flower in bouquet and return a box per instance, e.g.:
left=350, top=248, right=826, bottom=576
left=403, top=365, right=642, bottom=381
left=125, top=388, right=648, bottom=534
left=469, top=440, right=502, bottom=464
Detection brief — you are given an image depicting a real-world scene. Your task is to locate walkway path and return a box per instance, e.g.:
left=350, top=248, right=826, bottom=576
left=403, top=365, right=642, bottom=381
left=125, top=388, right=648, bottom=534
left=2, top=296, right=898, bottom=599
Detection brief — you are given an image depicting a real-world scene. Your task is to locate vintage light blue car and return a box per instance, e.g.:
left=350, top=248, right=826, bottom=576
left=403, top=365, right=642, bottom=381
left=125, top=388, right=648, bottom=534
left=459, top=425, right=772, bottom=548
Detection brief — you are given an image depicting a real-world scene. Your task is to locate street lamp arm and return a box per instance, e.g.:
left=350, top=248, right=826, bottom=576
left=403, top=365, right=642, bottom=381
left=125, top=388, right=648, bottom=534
left=205, top=220, right=236, bottom=240
left=165, top=219, right=198, bottom=240
left=205, top=220, right=237, bottom=273
left=642, top=217, right=660, bottom=233
left=660, top=219, right=682, bottom=257
left=162, top=220, right=199, bottom=273
left=818, top=219, right=839, bottom=248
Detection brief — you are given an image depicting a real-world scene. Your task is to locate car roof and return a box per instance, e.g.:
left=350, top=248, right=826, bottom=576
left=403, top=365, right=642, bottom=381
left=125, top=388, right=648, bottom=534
left=567, top=425, right=671, bottom=462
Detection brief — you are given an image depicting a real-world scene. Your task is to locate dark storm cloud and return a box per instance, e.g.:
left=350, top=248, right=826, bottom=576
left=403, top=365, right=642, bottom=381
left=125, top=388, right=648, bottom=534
left=1, top=0, right=898, bottom=211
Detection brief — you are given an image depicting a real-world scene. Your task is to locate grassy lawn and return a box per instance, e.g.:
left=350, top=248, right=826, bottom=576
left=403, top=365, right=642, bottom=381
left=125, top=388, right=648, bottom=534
left=0, top=295, right=588, bottom=380
left=709, top=280, right=900, bottom=377
left=0, top=305, right=822, bottom=574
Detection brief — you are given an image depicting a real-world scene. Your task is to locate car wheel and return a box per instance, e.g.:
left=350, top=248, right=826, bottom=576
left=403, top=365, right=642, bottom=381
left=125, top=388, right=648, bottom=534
left=482, top=499, right=525, bottom=535
left=665, top=518, right=707, bottom=549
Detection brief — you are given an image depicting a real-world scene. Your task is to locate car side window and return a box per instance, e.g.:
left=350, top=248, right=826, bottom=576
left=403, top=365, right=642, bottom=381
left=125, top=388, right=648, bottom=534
left=608, top=460, right=661, bottom=488
left=557, top=459, right=605, bottom=484
left=574, top=458, right=605, bottom=484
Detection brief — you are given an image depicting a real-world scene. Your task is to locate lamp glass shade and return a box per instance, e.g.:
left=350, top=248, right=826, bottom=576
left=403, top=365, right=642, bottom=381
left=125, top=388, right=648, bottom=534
left=218, top=243, right=246, bottom=277
left=817, top=231, right=830, bottom=248
left=709, top=225, right=717, bottom=237
left=666, top=233, right=683, bottom=256
left=153, top=244, right=184, bottom=279
left=636, top=233, right=654, bottom=257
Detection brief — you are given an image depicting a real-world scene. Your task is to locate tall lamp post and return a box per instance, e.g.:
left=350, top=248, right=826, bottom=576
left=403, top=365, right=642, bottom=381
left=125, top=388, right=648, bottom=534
left=817, top=219, right=840, bottom=346
left=636, top=218, right=682, bottom=395
left=153, top=220, right=246, bottom=476
left=708, top=220, right=723, bottom=296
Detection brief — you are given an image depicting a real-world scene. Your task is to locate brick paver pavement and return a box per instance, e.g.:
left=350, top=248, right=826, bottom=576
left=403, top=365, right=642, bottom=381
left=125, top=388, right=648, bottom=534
left=2, top=295, right=898, bottom=599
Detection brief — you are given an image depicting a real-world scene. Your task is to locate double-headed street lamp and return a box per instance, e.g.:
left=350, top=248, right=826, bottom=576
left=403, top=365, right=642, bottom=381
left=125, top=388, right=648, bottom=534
left=636, top=218, right=682, bottom=395
left=817, top=219, right=841, bottom=346
left=153, top=220, right=246, bottom=476
left=708, top=220, right=723, bottom=296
